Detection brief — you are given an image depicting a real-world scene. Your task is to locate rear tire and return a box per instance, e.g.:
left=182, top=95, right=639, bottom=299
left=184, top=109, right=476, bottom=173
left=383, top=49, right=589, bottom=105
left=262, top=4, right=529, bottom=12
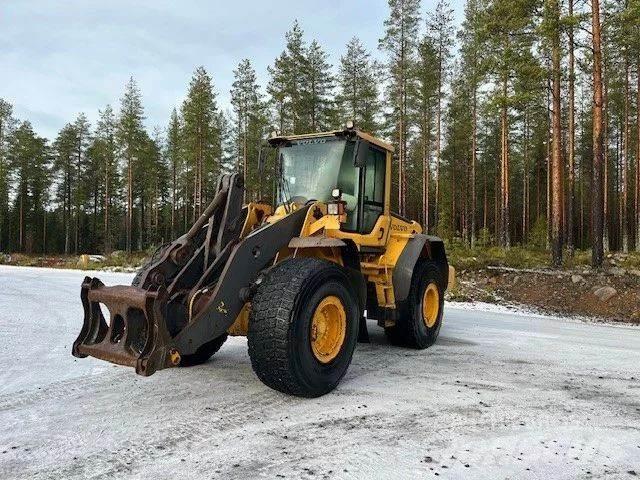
left=248, top=258, right=359, bottom=397
left=179, top=334, right=228, bottom=367
left=385, top=260, right=444, bottom=349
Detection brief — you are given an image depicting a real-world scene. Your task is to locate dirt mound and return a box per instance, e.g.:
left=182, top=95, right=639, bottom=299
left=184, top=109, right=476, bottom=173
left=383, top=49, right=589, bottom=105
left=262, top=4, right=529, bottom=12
left=451, top=266, right=640, bottom=323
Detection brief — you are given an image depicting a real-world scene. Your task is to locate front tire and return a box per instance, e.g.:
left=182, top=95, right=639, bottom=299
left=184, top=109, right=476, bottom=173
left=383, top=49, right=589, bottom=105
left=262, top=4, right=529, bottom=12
left=385, top=260, right=444, bottom=349
left=247, top=258, right=359, bottom=397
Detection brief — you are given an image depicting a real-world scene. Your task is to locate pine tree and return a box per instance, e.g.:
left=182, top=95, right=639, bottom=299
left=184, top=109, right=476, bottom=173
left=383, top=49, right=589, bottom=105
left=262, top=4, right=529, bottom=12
left=0, top=99, right=16, bottom=251
left=379, top=0, right=422, bottom=215
left=140, top=128, right=168, bottom=247
left=218, top=111, right=237, bottom=177
left=544, top=0, right=564, bottom=266
left=441, top=67, right=474, bottom=240
left=632, top=1, right=640, bottom=252
left=72, top=113, right=91, bottom=253
left=303, top=40, right=335, bottom=131
left=410, top=36, right=438, bottom=230
left=116, top=77, right=146, bottom=253
left=166, top=108, right=182, bottom=237
left=592, top=0, right=605, bottom=267
left=231, top=58, right=268, bottom=200
left=458, top=0, right=487, bottom=246
left=90, top=105, right=117, bottom=253
left=482, top=0, right=537, bottom=247
left=181, top=66, right=220, bottom=220
left=337, top=37, right=380, bottom=133
left=53, top=123, right=77, bottom=254
left=8, top=122, right=48, bottom=252
left=426, top=0, right=455, bottom=231
left=283, top=21, right=307, bottom=133
left=267, top=51, right=289, bottom=134
left=268, top=21, right=308, bottom=134
left=566, top=0, right=578, bottom=256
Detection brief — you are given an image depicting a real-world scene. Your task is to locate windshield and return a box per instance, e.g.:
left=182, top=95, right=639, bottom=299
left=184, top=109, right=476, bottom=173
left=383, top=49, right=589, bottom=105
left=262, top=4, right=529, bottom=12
left=277, top=138, right=359, bottom=222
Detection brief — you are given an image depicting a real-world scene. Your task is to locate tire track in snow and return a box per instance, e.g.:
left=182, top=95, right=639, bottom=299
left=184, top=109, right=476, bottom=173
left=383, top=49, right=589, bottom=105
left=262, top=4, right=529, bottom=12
left=0, top=370, right=130, bottom=412
left=21, top=389, right=297, bottom=480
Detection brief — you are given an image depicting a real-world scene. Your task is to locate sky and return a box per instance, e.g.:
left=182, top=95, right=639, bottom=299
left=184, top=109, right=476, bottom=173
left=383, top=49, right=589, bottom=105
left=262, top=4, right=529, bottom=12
left=1, top=0, right=464, bottom=140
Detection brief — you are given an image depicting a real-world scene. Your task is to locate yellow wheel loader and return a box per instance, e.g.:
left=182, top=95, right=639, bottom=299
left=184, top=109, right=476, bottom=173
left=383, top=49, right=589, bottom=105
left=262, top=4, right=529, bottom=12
left=72, top=124, right=455, bottom=397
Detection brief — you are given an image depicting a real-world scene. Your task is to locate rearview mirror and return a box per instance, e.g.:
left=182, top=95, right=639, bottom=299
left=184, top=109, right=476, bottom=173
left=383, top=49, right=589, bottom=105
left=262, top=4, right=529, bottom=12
left=353, top=139, right=369, bottom=168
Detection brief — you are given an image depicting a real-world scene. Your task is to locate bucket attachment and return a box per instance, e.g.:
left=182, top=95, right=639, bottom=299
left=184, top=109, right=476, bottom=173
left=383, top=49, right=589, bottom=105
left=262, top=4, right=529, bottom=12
left=71, top=172, right=309, bottom=376
left=72, top=277, right=178, bottom=376
left=71, top=173, right=246, bottom=375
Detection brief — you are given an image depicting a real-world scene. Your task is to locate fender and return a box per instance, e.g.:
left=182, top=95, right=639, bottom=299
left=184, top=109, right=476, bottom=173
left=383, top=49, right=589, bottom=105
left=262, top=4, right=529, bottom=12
left=392, top=234, right=449, bottom=303
left=288, top=236, right=366, bottom=313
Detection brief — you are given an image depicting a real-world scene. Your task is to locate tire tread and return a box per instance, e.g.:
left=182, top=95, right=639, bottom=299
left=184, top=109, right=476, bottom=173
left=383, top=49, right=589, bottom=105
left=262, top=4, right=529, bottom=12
left=248, top=258, right=353, bottom=396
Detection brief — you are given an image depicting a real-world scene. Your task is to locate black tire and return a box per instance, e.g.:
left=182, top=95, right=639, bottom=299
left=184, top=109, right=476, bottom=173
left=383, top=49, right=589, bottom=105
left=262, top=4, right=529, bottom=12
left=179, top=334, right=228, bottom=367
left=385, top=260, right=444, bottom=349
left=247, top=258, right=360, bottom=397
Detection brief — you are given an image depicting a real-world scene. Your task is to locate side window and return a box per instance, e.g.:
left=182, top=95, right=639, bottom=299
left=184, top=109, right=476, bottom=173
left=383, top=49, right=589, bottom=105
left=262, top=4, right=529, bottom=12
left=361, top=147, right=385, bottom=233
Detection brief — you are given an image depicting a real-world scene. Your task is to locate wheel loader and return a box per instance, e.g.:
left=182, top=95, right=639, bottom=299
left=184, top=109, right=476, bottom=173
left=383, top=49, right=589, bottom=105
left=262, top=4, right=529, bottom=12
left=72, top=123, right=455, bottom=397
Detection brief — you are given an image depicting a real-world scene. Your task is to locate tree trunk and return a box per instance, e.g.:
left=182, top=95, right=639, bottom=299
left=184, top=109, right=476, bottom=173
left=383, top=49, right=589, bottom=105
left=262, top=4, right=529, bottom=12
left=138, top=196, right=144, bottom=251
left=603, top=64, right=610, bottom=252
left=636, top=62, right=640, bottom=251
left=567, top=0, right=576, bottom=256
left=483, top=158, right=487, bottom=232
left=435, top=45, right=443, bottom=230
left=494, top=168, right=499, bottom=241
left=591, top=0, right=605, bottom=268
left=536, top=142, right=541, bottom=220
left=171, top=156, right=177, bottom=238
left=546, top=77, right=552, bottom=250
left=127, top=155, right=133, bottom=253
left=243, top=111, right=248, bottom=203
left=64, top=168, right=70, bottom=255
left=397, top=25, right=406, bottom=216
left=500, top=74, right=510, bottom=248
left=471, top=87, right=477, bottom=248
left=93, top=186, right=98, bottom=252
left=19, top=189, right=23, bottom=251
left=422, top=111, right=431, bottom=232
left=104, top=152, right=110, bottom=254
left=523, top=111, right=529, bottom=242
left=622, top=54, right=630, bottom=252
left=42, top=209, right=46, bottom=254
left=74, top=205, right=79, bottom=255
left=452, top=152, right=457, bottom=238
left=550, top=0, right=563, bottom=267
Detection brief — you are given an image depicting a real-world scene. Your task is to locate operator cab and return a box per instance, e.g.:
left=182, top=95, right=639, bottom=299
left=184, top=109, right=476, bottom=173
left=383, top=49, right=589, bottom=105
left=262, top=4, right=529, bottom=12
left=267, top=125, right=390, bottom=234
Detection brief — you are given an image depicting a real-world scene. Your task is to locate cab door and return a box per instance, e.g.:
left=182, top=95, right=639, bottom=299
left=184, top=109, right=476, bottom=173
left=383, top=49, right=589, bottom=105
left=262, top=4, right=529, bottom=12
left=358, top=145, right=386, bottom=234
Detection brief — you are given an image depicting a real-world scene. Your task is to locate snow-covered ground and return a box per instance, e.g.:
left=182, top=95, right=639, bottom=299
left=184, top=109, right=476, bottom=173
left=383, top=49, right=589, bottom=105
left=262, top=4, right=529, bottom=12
left=0, top=265, right=639, bottom=479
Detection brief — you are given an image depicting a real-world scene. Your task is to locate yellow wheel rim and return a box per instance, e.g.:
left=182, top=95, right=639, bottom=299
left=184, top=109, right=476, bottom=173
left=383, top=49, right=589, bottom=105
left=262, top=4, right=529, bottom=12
left=310, top=295, right=347, bottom=364
left=422, top=283, right=440, bottom=328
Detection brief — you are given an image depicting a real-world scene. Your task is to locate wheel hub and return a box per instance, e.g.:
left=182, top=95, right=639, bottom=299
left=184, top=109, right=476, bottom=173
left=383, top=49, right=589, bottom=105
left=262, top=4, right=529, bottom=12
left=310, top=296, right=346, bottom=363
left=422, top=283, right=440, bottom=328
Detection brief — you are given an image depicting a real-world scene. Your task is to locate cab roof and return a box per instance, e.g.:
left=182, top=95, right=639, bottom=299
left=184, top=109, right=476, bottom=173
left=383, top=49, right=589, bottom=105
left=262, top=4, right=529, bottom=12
left=267, top=128, right=395, bottom=153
